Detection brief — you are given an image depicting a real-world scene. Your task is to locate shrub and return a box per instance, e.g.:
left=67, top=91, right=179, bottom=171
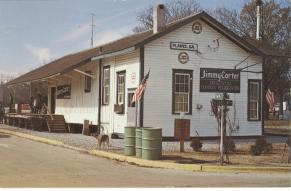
left=249, top=137, right=272, bottom=156
left=286, top=137, right=291, bottom=147
left=224, top=137, right=236, bottom=153
left=264, top=143, right=273, bottom=153
left=250, top=145, right=262, bottom=156
left=190, top=138, right=203, bottom=151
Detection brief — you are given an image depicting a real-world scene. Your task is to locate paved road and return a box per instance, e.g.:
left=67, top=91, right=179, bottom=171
left=0, top=133, right=290, bottom=187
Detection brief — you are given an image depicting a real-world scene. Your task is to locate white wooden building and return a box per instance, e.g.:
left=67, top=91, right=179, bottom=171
left=8, top=5, right=270, bottom=138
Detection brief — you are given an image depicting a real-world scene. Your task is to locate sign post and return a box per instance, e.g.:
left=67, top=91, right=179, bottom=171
left=214, top=92, right=230, bottom=165
left=174, top=118, right=190, bottom=152
left=220, top=104, right=224, bottom=164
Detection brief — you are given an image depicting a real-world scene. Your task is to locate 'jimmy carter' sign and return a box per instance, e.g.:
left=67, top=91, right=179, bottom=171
left=170, top=42, right=198, bottom=52
left=200, top=68, right=240, bottom=93
left=57, top=85, right=71, bottom=99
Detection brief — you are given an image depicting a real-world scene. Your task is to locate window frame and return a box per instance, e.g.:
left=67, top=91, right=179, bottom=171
left=172, top=69, right=193, bottom=115
left=127, top=89, right=136, bottom=108
left=116, top=70, right=126, bottom=105
left=84, top=71, right=92, bottom=93
left=102, top=66, right=110, bottom=105
left=247, top=79, right=261, bottom=121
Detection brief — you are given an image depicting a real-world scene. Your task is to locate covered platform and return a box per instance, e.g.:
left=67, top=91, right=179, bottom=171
left=4, top=113, right=67, bottom=133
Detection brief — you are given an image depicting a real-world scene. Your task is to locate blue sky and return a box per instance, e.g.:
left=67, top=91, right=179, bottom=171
left=0, top=0, right=249, bottom=75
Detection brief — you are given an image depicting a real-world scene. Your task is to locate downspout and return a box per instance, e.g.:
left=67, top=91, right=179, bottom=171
left=139, top=46, right=145, bottom=127
left=98, top=48, right=102, bottom=127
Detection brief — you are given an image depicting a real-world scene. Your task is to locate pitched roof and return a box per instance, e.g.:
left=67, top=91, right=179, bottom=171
left=7, top=30, right=152, bottom=85
left=7, top=11, right=269, bottom=85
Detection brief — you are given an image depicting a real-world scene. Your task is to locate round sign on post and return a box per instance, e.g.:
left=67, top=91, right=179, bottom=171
left=178, top=52, right=189, bottom=64
left=192, top=22, right=202, bottom=34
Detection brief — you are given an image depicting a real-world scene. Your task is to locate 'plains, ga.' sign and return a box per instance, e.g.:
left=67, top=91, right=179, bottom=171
left=200, top=68, right=240, bottom=93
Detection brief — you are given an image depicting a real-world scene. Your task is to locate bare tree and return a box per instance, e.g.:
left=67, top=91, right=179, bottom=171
left=213, top=0, right=290, bottom=117
left=133, top=0, right=202, bottom=33
left=213, top=0, right=290, bottom=51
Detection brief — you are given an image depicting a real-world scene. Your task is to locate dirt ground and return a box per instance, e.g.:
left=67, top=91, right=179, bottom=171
left=111, top=141, right=291, bottom=167
left=161, top=143, right=291, bottom=167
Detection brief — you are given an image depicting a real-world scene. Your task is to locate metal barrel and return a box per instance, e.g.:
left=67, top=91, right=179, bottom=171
left=124, top=126, right=136, bottom=156
left=142, top=128, right=162, bottom=160
left=135, top=128, right=142, bottom=157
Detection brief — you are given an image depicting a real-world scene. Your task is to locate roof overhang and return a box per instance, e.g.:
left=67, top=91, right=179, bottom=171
left=91, top=46, right=135, bottom=61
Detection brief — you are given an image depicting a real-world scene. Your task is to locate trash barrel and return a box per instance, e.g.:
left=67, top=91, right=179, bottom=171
left=135, top=128, right=142, bottom=157
left=124, top=126, right=136, bottom=156
left=142, top=127, right=162, bottom=160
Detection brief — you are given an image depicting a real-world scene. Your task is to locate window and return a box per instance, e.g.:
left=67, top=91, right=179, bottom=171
left=128, top=92, right=135, bottom=107
left=116, top=71, right=125, bottom=105
left=84, top=71, right=92, bottom=93
left=102, top=66, right=110, bottom=105
left=172, top=69, right=193, bottom=114
left=248, top=80, right=261, bottom=121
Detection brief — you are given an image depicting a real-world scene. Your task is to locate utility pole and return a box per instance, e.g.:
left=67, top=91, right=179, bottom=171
left=90, top=13, right=96, bottom=47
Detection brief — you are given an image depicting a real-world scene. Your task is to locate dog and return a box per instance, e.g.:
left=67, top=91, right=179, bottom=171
left=92, top=125, right=110, bottom=150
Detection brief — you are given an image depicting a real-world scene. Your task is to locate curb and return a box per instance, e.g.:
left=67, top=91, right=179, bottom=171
left=1, top=128, right=290, bottom=174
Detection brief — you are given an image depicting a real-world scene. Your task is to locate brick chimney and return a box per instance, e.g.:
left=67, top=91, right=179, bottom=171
left=153, top=4, right=166, bottom=34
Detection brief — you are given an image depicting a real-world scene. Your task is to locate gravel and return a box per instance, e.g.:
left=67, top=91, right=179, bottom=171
left=1, top=124, right=288, bottom=153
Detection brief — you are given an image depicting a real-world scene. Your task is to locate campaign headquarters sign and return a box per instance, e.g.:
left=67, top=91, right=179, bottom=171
left=200, top=68, right=240, bottom=93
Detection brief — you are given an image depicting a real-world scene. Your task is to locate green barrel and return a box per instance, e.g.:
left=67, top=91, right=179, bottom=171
left=124, top=126, right=136, bottom=156
left=135, top=128, right=142, bottom=157
left=142, top=128, right=162, bottom=160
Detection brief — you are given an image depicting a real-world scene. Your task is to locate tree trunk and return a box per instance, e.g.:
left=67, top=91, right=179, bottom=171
left=279, top=91, right=284, bottom=117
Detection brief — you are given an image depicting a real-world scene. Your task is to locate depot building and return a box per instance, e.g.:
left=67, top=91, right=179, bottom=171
left=7, top=5, right=273, bottom=138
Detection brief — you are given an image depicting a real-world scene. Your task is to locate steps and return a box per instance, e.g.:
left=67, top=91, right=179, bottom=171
left=46, top=115, right=67, bottom=133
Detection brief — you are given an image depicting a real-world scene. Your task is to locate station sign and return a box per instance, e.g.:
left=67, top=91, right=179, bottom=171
left=57, top=85, right=71, bottom=99
left=200, top=68, right=240, bottom=93
left=170, top=42, right=198, bottom=52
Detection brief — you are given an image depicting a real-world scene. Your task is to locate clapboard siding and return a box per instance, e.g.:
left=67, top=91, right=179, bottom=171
left=53, top=61, right=99, bottom=125
left=101, top=50, right=140, bottom=134
left=143, top=19, right=263, bottom=137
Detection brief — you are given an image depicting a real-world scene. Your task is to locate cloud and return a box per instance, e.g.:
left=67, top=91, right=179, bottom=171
left=94, top=31, right=124, bottom=46
left=25, top=44, right=54, bottom=64
left=62, top=24, right=90, bottom=42
left=93, top=25, right=134, bottom=46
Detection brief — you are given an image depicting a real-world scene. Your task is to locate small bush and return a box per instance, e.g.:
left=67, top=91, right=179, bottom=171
left=190, top=138, right=203, bottom=151
left=224, top=138, right=236, bottom=153
left=249, top=137, right=272, bottom=156
left=286, top=137, right=291, bottom=147
left=250, top=145, right=262, bottom=156
left=255, top=137, right=267, bottom=146
left=264, top=143, right=273, bottom=154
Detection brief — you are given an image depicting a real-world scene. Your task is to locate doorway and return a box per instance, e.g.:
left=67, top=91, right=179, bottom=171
left=50, top=87, right=56, bottom=114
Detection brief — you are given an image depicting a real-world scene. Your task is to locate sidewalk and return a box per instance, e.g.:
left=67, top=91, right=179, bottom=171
left=1, top=124, right=290, bottom=174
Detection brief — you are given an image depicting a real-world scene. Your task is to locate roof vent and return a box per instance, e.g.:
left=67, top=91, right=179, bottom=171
left=153, top=4, right=166, bottom=34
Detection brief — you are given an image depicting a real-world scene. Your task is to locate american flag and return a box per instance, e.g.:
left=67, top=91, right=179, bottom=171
left=131, top=70, right=150, bottom=104
left=266, top=89, right=275, bottom=112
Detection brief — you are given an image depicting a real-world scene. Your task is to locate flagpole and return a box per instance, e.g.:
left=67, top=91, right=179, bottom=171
left=135, top=100, right=138, bottom=127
